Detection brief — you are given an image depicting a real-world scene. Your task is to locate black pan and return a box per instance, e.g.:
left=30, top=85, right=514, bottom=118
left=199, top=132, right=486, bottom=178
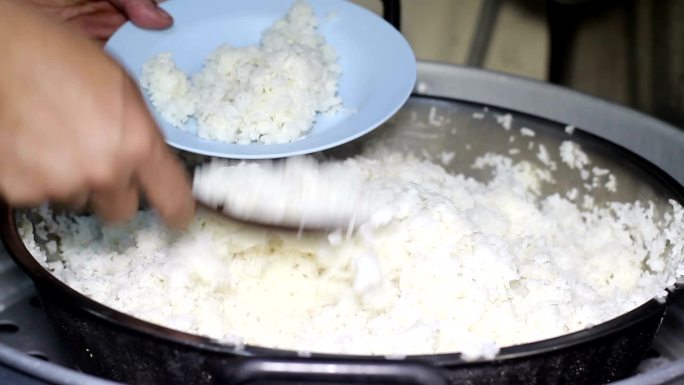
left=2, top=93, right=684, bottom=385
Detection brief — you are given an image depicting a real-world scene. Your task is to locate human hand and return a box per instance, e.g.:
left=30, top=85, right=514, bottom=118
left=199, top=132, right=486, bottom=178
left=0, top=0, right=194, bottom=227
left=23, top=0, right=172, bottom=41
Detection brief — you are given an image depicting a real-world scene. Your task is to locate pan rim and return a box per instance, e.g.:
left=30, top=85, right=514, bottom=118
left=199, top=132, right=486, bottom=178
left=2, top=93, right=683, bottom=367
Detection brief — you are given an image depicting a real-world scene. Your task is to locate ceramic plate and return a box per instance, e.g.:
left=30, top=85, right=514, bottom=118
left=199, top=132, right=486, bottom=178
left=106, top=0, right=416, bottom=159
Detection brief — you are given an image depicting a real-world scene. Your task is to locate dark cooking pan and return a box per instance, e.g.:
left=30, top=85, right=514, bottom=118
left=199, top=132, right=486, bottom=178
left=2, top=93, right=684, bottom=385
left=0, top=93, right=684, bottom=384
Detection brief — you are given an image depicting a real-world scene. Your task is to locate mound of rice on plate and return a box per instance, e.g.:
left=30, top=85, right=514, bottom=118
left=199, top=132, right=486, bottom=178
left=140, top=1, right=342, bottom=144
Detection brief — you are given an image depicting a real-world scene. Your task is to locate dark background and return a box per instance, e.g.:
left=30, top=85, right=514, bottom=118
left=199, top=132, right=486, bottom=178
left=356, top=0, right=684, bottom=129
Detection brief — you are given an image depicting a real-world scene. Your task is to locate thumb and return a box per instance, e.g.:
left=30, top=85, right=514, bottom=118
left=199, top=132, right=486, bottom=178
left=108, top=0, right=173, bottom=30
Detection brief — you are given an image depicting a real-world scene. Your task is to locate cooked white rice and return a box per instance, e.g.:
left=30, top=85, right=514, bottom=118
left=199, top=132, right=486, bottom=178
left=140, top=1, right=342, bottom=144
left=19, top=139, right=684, bottom=360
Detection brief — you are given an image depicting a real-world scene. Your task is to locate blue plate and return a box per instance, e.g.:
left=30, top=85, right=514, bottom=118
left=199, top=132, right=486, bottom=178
left=105, top=0, right=416, bottom=159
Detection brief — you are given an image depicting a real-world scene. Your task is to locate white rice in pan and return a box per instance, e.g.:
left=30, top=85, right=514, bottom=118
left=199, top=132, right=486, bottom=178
left=19, top=140, right=684, bottom=360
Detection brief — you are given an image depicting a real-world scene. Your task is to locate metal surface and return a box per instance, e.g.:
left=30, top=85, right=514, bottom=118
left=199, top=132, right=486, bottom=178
left=0, top=245, right=117, bottom=385
left=0, top=62, right=683, bottom=384
left=466, top=0, right=500, bottom=67
left=414, top=62, right=684, bottom=186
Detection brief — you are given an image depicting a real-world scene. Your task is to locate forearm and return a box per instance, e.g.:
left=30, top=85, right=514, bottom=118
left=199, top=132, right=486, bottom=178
left=0, top=0, right=119, bottom=203
left=0, top=0, right=71, bottom=106
left=0, top=0, right=192, bottom=226
left=0, top=0, right=53, bottom=61
left=0, top=0, right=44, bottom=154
left=0, top=0, right=113, bottom=118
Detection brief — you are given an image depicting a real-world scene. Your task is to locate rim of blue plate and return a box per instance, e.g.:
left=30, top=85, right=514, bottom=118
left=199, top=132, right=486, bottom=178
left=105, top=0, right=417, bottom=159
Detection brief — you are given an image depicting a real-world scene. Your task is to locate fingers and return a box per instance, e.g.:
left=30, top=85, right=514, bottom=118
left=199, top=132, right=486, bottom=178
left=107, top=0, right=172, bottom=29
left=0, top=181, right=46, bottom=207
left=50, top=191, right=90, bottom=216
left=24, top=0, right=127, bottom=40
left=66, top=7, right=127, bottom=40
left=122, top=80, right=195, bottom=229
left=90, top=180, right=139, bottom=224
left=137, top=150, right=195, bottom=229
left=61, top=191, right=90, bottom=211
